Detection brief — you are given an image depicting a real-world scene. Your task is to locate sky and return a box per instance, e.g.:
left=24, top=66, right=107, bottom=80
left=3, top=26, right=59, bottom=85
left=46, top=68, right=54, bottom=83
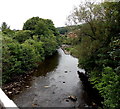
left=0, top=0, right=103, bottom=30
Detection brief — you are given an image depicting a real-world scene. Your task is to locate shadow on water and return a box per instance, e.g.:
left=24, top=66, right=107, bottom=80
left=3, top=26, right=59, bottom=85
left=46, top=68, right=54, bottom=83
left=34, top=51, right=60, bottom=77
left=77, top=71, right=103, bottom=108
left=12, top=48, right=102, bottom=108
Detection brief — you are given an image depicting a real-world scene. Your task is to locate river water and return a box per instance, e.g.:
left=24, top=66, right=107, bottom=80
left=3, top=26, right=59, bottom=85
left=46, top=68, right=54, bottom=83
left=13, top=48, right=92, bottom=108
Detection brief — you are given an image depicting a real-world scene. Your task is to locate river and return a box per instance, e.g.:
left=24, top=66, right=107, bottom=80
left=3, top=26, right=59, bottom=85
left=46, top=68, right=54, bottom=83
left=12, top=48, right=94, bottom=108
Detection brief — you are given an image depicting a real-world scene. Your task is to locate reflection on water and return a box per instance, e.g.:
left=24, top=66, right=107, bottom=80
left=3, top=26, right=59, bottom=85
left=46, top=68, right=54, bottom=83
left=34, top=51, right=60, bottom=77
left=13, top=48, right=90, bottom=108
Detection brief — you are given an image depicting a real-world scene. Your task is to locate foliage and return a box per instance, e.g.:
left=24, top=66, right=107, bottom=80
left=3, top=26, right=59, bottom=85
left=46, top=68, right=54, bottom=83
left=67, top=2, right=120, bottom=108
left=2, top=17, right=60, bottom=83
left=23, top=17, right=40, bottom=30
left=2, top=35, right=38, bottom=83
left=40, top=35, right=58, bottom=57
left=23, top=17, right=59, bottom=36
left=2, top=29, right=15, bottom=38
left=45, top=19, right=59, bottom=36
left=0, top=22, right=10, bottom=32
left=94, top=67, right=120, bottom=109
left=57, top=27, right=68, bottom=35
left=14, top=30, right=33, bottom=43
left=24, top=38, right=45, bottom=61
left=57, top=25, right=80, bottom=35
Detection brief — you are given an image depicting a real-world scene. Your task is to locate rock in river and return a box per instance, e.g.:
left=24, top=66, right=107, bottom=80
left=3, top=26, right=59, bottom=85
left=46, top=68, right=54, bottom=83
left=68, top=95, right=77, bottom=102
left=65, top=71, right=68, bottom=73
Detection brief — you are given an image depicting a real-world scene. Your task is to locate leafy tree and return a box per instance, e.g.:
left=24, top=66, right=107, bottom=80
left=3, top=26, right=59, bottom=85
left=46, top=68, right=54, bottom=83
left=23, top=17, right=59, bottom=55
left=23, top=17, right=59, bottom=36
left=34, top=20, right=52, bottom=36
left=24, top=38, right=45, bottom=61
left=2, top=35, right=21, bottom=82
left=57, top=27, right=68, bottom=35
left=95, top=67, right=120, bottom=109
left=45, top=19, right=59, bottom=36
left=40, top=35, right=58, bottom=57
left=14, top=30, right=32, bottom=43
left=2, top=34, right=39, bottom=83
left=23, top=17, right=40, bottom=30
left=1, top=22, right=10, bottom=31
left=2, top=17, right=60, bottom=84
left=67, top=1, right=120, bottom=108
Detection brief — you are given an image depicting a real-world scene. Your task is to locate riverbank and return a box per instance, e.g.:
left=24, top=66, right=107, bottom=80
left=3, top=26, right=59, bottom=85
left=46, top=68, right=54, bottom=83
left=2, top=47, right=70, bottom=100
left=2, top=70, right=36, bottom=99
left=62, top=45, right=103, bottom=108
left=61, top=45, right=70, bottom=55
left=2, top=50, right=58, bottom=99
left=2, top=48, right=102, bottom=108
left=11, top=48, right=89, bottom=108
left=61, top=45, right=80, bottom=58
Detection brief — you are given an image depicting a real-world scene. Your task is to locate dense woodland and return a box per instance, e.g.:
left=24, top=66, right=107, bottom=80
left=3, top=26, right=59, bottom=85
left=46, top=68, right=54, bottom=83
left=63, top=2, right=120, bottom=109
left=0, top=1, right=120, bottom=109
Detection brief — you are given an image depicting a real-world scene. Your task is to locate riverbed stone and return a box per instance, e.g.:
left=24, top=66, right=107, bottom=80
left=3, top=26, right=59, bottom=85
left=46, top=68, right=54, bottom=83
left=44, top=85, right=50, bottom=88
left=68, top=95, right=77, bottom=102
left=8, top=91, right=12, bottom=94
left=25, top=86, right=30, bottom=88
left=65, top=71, right=68, bottom=73
left=66, top=99, right=69, bottom=102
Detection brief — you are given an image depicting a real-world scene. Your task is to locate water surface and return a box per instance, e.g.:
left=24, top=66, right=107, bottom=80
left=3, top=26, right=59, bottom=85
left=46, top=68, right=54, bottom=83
left=13, top=48, right=88, bottom=108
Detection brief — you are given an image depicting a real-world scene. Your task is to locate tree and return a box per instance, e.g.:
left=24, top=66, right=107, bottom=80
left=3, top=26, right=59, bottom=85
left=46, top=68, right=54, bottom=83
left=23, top=17, right=59, bottom=54
left=67, top=1, right=120, bottom=108
left=67, top=2, right=108, bottom=41
left=14, top=30, right=32, bottom=43
left=57, top=27, right=68, bottom=35
left=23, top=17, right=60, bottom=37
left=1, top=22, right=9, bottom=31
left=45, top=19, right=59, bottom=36
left=2, top=16, right=60, bottom=84
left=23, top=17, right=40, bottom=30
left=34, top=20, right=52, bottom=36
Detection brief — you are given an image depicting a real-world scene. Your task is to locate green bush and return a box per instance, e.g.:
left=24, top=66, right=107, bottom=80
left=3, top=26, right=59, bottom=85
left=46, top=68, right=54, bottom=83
left=2, top=35, right=38, bottom=83
left=95, top=67, right=120, bottom=109
left=14, top=30, right=32, bottom=43
left=40, top=35, right=58, bottom=57
left=2, top=17, right=60, bottom=83
left=24, top=38, right=45, bottom=61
